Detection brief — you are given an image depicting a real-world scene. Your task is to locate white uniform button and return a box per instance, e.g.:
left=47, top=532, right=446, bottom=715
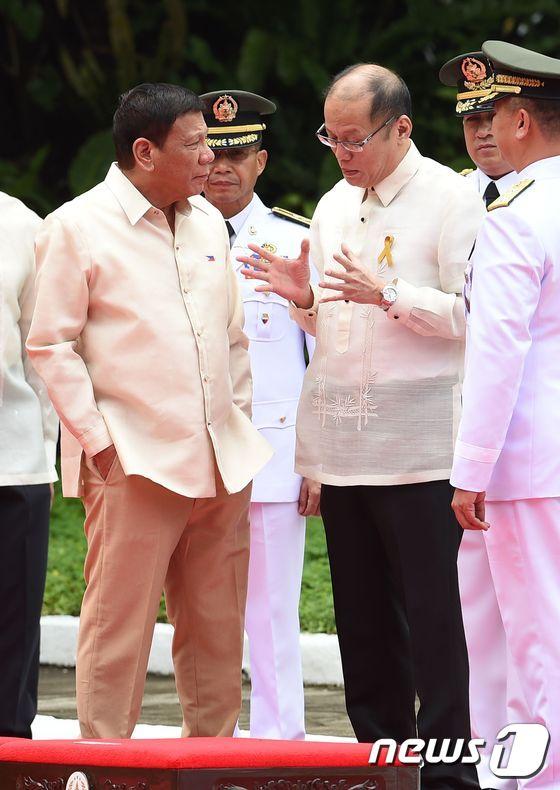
left=279, top=416, right=286, bottom=423
left=203, top=375, right=209, bottom=382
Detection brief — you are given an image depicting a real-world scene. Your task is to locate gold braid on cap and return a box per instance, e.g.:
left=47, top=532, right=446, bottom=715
left=207, top=123, right=266, bottom=134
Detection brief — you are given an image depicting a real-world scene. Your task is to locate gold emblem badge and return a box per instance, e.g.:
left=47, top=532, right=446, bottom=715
left=461, top=57, right=487, bottom=84
left=213, top=95, right=238, bottom=123
left=261, top=312, right=270, bottom=324
left=261, top=242, right=277, bottom=254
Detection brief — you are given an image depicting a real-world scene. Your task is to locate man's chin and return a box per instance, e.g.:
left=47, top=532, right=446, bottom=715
left=342, top=170, right=367, bottom=187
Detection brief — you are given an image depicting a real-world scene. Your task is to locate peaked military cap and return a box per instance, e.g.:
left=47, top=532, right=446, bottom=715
left=200, top=90, right=276, bottom=149
left=482, top=40, right=560, bottom=104
left=439, top=51, right=497, bottom=116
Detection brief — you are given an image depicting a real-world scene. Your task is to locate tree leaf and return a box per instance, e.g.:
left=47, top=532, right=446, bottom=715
left=69, top=129, right=114, bottom=197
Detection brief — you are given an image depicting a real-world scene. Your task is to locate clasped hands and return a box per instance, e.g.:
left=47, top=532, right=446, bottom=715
left=237, top=241, right=386, bottom=307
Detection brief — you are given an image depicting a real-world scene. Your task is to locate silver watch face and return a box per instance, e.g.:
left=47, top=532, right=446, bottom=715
left=382, top=285, right=398, bottom=304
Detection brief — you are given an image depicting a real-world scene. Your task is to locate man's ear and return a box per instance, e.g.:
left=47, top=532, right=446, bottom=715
left=131, top=137, right=155, bottom=171
left=395, top=115, right=413, bottom=141
left=256, top=148, right=268, bottom=176
left=515, top=108, right=531, bottom=141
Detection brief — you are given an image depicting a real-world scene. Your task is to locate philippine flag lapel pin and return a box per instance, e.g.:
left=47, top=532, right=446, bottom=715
left=206, top=254, right=216, bottom=261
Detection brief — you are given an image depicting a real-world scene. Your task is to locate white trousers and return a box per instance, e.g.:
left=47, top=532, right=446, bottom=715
left=245, top=501, right=306, bottom=739
left=459, top=529, right=523, bottom=790
left=484, top=498, right=560, bottom=789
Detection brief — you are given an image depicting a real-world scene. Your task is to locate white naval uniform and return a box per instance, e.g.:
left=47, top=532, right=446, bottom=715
left=460, top=168, right=524, bottom=790
left=230, top=193, right=314, bottom=739
left=452, top=156, right=560, bottom=788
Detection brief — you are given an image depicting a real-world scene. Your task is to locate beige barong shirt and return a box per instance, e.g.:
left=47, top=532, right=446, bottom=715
left=291, top=143, right=485, bottom=486
left=27, top=164, right=271, bottom=498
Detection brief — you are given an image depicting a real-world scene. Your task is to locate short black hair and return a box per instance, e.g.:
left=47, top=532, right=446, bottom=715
left=326, top=63, right=412, bottom=123
left=509, top=96, right=560, bottom=138
left=113, top=83, right=205, bottom=168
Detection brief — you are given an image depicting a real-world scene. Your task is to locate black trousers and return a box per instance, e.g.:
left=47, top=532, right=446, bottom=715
left=321, top=480, right=479, bottom=790
left=0, top=485, right=50, bottom=738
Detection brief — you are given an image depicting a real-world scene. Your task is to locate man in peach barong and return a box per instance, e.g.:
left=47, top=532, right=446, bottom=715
left=26, top=82, right=272, bottom=740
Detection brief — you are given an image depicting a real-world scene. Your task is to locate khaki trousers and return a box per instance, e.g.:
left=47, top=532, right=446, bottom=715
left=76, top=454, right=251, bottom=739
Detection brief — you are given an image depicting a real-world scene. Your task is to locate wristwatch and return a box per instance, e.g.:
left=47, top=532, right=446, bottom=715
left=380, top=283, right=398, bottom=312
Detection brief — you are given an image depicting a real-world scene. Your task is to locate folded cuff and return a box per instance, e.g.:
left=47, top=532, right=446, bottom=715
left=450, top=454, right=495, bottom=493
left=386, top=278, right=415, bottom=323
left=79, top=421, right=113, bottom=457
left=455, top=439, right=501, bottom=464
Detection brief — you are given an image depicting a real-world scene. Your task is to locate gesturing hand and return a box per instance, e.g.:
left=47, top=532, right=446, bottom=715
left=237, top=239, right=314, bottom=308
left=320, top=244, right=386, bottom=306
left=452, top=488, right=490, bottom=531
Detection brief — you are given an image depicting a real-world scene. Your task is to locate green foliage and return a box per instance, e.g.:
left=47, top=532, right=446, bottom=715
left=300, top=516, right=336, bottom=634
left=43, top=481, right=86, bottom=616
left=69, top=129, right=114, bottom=197
left=1, top=0, right=559, bottom=215
left=44, top=485, right=336, bottom=632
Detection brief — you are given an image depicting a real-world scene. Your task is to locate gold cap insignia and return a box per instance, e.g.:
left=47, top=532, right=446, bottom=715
left=461, top=57, right=487, bottom=84
left=213, top=94, right=238, bottom=123
left=262, top=242, right=277, bottom=254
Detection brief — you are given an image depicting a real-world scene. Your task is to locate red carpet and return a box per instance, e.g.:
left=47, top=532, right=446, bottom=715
left=0, top=736, right=419, bottom=788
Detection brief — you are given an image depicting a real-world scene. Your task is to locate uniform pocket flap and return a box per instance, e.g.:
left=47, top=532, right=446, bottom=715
left=252, top=398, right=298, bottom=429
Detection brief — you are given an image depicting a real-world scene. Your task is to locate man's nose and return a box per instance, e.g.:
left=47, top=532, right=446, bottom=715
left=209, top=153, right=233, bottom=171
left=476, top=120, right=493, bottom=137
left=334, top=143, right=352, bottom=162
left=200, top=143, right=215, bottom=164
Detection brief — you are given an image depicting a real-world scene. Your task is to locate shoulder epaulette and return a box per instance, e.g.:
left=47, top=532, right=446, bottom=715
left=271, top=206, right=311, bottom=227
left=459, top=168, right=474, bottom=176
left=487, top=178, right=535, bottom=211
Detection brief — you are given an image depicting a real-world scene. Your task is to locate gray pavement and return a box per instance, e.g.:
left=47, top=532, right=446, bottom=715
left=38, top=666, right=355, bottom=738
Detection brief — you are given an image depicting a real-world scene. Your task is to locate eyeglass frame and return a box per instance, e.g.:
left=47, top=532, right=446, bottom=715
left=315, top=115, right=396, bottom=153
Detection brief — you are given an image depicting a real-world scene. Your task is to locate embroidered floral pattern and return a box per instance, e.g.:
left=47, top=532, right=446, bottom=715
left=312, top=302, right=379, bottom=429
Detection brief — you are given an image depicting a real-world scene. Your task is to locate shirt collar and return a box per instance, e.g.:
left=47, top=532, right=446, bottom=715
left=518, top=155, right=560, bottom=181
left=105, top=163, right=153, bottom=225
left=229, top=193, right=259, bottom=236
left=104, top=163, right=195, bottom=225
left=477, top=167, right=518, bottom=194
left=371, top=140, right=421, bottom=207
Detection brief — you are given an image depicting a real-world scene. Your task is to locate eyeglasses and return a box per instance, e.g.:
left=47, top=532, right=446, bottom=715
left=315, top=115, right=396, bottom=153
left=208, top=146, right=259, bottom=163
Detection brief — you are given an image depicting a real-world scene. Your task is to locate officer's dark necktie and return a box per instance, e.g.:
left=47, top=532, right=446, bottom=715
left=225, top=220, right=235, bottom=245
left=483, top=180, right=500, bottom=208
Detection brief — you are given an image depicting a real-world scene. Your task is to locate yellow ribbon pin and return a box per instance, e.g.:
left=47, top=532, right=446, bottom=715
left=377, top=235, right=394, bottom=267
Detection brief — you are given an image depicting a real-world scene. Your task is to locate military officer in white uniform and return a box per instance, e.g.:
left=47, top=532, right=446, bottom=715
left=452, top=41, right=560, bottom=788
left=201, top=90, right=320, bottom=740
left=440, top=51, right=523, bottom=790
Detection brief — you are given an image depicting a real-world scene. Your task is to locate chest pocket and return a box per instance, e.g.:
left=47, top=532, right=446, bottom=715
left=243, top=291, right=289, bottom=342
